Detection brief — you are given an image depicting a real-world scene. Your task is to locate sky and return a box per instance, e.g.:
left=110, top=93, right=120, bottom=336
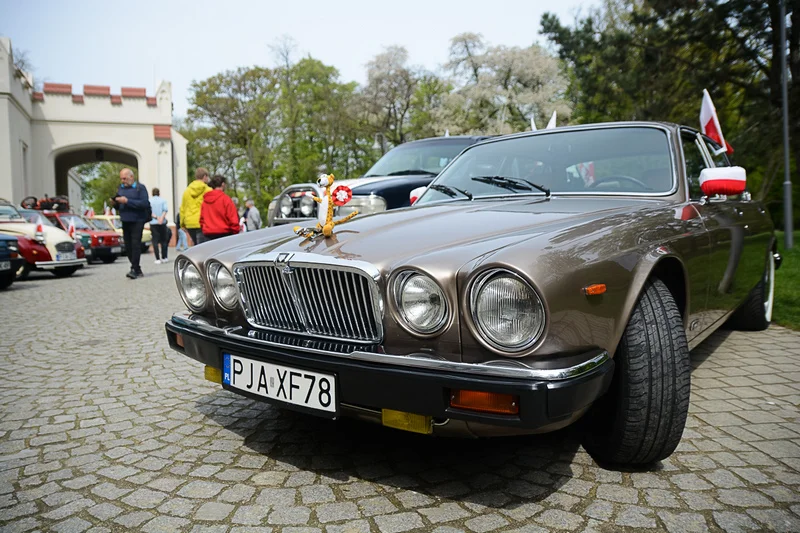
left=1, top=0, right=598, bottom=117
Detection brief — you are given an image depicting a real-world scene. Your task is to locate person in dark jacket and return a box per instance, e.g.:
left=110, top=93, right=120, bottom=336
left=113, top=168, right=150, bottom=279
left=199, top=175, right=239, bottom=241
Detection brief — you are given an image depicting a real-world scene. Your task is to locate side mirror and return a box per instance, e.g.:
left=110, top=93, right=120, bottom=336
left=699, top=166, right=746, bottom=197
left=409, top=186, right=427, bottom=205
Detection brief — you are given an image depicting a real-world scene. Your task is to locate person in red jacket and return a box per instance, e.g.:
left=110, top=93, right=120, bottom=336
left=199, top=175, right=240, bottom=242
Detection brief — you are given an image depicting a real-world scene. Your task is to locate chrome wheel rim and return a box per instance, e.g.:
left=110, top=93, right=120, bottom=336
left=765, top=253, right=775, bottom=322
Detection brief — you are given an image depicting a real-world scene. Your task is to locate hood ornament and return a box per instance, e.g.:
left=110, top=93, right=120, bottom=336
left=294, top=173, right=358, bottom=240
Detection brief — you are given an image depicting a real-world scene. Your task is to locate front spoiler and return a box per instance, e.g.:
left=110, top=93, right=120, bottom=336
left=166, top=312, right=614, bottom=433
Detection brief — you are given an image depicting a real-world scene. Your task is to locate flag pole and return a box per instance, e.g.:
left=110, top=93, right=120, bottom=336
left=781, top=0, right=793, bottom=249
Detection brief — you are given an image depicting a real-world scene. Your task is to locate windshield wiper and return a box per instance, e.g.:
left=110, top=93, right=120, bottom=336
left=429, top=184, right=473, bottom=201
left=385, top=169, right=438, bottom=177
left=471, top=176, right=551, bottom=198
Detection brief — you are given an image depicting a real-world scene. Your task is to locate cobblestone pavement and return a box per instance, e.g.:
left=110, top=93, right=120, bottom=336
left=2, top=261, right=800, bottom=533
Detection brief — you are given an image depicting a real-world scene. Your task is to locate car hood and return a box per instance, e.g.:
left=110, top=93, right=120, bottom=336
left=0, top=221, right=72, bottom=244
left=200, top=197, right=668, bottom=273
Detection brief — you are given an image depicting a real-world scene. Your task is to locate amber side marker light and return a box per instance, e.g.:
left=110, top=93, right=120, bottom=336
left=450, top=390, right=519, bottom=415
left=583, top=283, right=607, bottom=296
left=175, top=333, right=184, bottom=348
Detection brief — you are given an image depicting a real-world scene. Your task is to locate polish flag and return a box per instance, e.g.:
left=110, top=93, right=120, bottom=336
left=67, top=218, right=76, bottom=239
left=700, top=89, right=734, bottom=154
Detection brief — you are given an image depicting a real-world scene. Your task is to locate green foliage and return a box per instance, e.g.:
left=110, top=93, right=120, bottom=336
left=774, top=232, right=800, bottom=330
left=78, top=162, right=132, bottom=213
left=541, top=0, right=799, bottom=226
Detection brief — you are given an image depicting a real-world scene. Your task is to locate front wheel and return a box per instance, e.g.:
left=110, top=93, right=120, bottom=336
left=726, top=252, right=774, bottom=331
left=52, top=267, right=79, bottom=278
left=582, top=278, right=691, bottom=465
left=0, top=272, right=14, bottom=289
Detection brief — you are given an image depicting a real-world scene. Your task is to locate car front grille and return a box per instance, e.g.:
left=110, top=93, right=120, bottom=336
left=234, top=260, right=383, bottom=343
left=55, top=242, right=74, bottom=253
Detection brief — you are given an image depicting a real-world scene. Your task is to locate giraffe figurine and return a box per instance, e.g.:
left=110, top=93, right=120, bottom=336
left=294, top=173, right=358, bottom=239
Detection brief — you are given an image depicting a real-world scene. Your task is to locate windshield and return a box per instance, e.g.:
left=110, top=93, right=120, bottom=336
left=20, top=210, right=55, bottom=226
left=0, top=205, right=24, bottom=221
left=364, top=139, right=474, bottom=177
left=89, top=218, right=115, bottom=231
left=417, top=127, right=674, bottom=203
left=55, top=214, right=93, bottom=230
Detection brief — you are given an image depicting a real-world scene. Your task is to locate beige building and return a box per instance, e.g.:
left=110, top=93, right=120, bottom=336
left=0, top=37, right=187, bottom=218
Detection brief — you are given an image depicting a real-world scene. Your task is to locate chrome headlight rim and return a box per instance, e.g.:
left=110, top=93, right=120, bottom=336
left=175, top=258, right=208, bottom=312
left=391, top=269, right=450, bottom=337
left=207, top=261, right=239, bottom=311
left=279, top=194, right=293, bottom=217
left=468, top=268, right=547, bottom=355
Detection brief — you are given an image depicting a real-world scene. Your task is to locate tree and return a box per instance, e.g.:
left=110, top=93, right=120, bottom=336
left=362, top=46, right=420, bottom=146
left=79, top=162, right=132, bottom=213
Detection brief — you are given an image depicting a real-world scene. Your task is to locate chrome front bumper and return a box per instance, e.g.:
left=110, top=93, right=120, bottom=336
left=35, top=258, right=87, bottom=270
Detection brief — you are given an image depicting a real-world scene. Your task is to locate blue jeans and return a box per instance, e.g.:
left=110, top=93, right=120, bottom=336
left=176, top=228, right=188, bottom=251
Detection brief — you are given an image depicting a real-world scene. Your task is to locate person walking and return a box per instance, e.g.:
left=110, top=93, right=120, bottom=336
left=244, top=199, right=262, bottom=231
left=199, top=175, right=239, bottom=241
left=180, top=167, right=211, bottom=246
left=113, top=168, right=150, bottom=279
left=149, top=188, right=169, bottom=264
left=175, top=213, right=188, bottom=251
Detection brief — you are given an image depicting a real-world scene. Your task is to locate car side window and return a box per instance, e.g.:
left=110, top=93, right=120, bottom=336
left=681, top=133, right=708, bottom=200
left=702, top=137, right=731, bottom=167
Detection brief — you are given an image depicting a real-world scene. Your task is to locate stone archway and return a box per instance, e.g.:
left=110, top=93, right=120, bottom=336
left=53, top=144, right=141, bottom=205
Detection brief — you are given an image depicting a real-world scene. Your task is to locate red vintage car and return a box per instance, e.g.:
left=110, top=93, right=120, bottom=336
left=44, top=212, right=122, bottom=264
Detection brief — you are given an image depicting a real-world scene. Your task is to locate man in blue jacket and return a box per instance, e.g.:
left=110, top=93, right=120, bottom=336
left=113, top=168, right=150, bottom=279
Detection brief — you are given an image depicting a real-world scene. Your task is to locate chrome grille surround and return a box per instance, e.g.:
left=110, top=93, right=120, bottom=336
left=233, top=252, right=384, bottom=344
left=55, top=242, right=74, bottom=253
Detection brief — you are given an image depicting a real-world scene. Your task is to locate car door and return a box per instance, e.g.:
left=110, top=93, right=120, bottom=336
left=698, top=135, right=773, bottom=309
left=680, top=129, right=740, bottom=327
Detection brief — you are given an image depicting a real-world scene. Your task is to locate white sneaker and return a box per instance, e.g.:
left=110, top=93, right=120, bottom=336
left=154, top=259, right=162, bottom=264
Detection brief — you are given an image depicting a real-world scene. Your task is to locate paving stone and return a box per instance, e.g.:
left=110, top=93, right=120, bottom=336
left=713, top=511, right=761, bottom=533
left=51, top=517, right=92, bottom=533
left=315, top=502, right=359, bottom=523
left=141, top=516, right=192, bottom=533
left=194, top=501, right=235, bottom=521
left=717, top=488, right=773, bottom=507
left=326, top=520, right=371, bottom=533
left=121, top=488, right=169, bottom=509
left=657, top=511, right=709, bottom=533
left=535, top=509, right=584, bottom=530
left=177, top=481, right=226, bottom=499
left=595, top=484, right=639, bottom=504
left=267, top=506, right=312, bottom=525
left=358, top=496, right=397, bottom=516
left=615, top=505, right=656, bottom=528
left=419, top=502, right=471, bottom=523
left=374, top=512, right=425, bottom=533
left=464, top=513, right=509, bottom=532
left=300, top=484, right=335, bottom=504
left=746, top=508, right=800, bottom=532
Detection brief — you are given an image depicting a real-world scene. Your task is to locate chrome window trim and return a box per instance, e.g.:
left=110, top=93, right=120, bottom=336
left=233, top=252, right=385, bottom=344
left=171, top=311, right=608, bottom=381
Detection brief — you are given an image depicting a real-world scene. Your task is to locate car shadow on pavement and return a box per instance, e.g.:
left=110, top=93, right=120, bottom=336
left=689, top=328, right=733, bottom=368
left=197, top=397, right=583, bottom=511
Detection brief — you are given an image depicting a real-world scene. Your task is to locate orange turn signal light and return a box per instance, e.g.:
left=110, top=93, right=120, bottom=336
left=450, top=389, right=519, bottom=415
left=175, top=333, right=184, bottom=348
left=583, top=283, right=607, bottom=296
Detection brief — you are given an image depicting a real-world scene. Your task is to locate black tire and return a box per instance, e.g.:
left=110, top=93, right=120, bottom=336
left=101, top=256, right=117, bottom=264
left=582, top=278, right=691, bottom=465
left=52, top=266, right=79, bottom=278
left=15, top=263, right=31, bottom=281
left=0, top=272, right=13, bottom=289
left=726, top=253, right=774, bottom=332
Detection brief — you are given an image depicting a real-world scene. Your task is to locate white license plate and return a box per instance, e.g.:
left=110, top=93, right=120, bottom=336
left=56, top=252, right=76, bottom=261
left=222, top=353, right=336, bottom=413
left=111, top=246, right=121, bottom=253
left=0, top=261, right=9, bottom=271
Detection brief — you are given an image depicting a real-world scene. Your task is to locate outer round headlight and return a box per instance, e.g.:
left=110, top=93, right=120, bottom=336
left=280, top=195, right=293, bottom=216
left=299, top=194, right=316, bottom=216
left=208, top=262, right=238, bottom=309
left=470, top=270, right=545, bottom=352
left=394, top=271, right=447, bottom=334
left=176, top=259, right=207, bottom=310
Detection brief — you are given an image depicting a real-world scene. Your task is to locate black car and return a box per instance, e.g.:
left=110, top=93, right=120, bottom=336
left=268, top=135, right=489, bottom=226
left=0, top=234, right=23, bottom=289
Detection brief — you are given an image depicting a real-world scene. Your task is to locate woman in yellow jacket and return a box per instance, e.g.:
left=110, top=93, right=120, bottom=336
left=180, top=168, right=211, bottom=245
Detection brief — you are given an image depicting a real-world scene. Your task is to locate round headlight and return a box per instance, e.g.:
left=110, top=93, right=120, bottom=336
left=208, top=262, right=238, bottom=309
left=470, top=270, right=545, bottom=352
left=280, top=195, right=293, bottom=216
left=176, top=259, right=207, bottom=310
left=299, top=194, right=316, bottom=216
left=394, top=271, right=447, bottom=334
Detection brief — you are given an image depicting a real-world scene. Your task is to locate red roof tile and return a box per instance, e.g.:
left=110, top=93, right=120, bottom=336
left=72, top=95, right=84, bottom=104
left=121, top=87, right=146, bottom=98
left=146, top=97, right=157, bottom=106
left=43, top=83, right=72, bottom=95
left=84, top=85, right=110, bottom=96
left=32, top=92, right=44, bottom=102
left=153, top=125, right=171, bottom=140
left=110, top=95, right=122, bottom=105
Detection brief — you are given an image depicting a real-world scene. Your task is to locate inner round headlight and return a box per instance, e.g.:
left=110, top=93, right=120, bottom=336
left=395, top=271, right=447, bottom=334
left=208, top=262, right=238, bottom=309
left=299, top=194, right=315, bottom=216
left=177, top=260, right=207, bottom=310
left=280, top=195, right=293, bottom=216
left=471, top=270, right=545, bottom=352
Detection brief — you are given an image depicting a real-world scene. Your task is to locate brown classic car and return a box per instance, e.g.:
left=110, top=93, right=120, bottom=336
left=165, top=122, right=780, bottom=466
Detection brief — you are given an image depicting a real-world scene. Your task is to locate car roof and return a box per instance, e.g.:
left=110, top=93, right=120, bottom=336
left=400, top=135, right=493, bottom=147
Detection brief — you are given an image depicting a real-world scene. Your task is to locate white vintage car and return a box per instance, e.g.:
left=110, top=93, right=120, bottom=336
left=0, top=200, right=86, bottom=279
